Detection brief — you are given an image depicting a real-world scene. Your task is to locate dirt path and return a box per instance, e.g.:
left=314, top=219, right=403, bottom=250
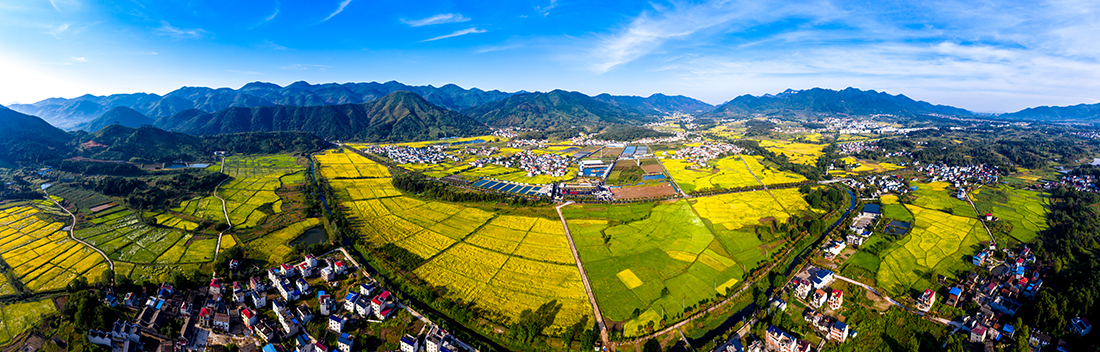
left=739, top=155, right=791, bottom=214
left=212, top=156, right=230, bottom=278
left=964, top=191, right=996, bottom=247
left=555, top=201, right=610, bottom=348
left=44, top=193, right=114, bottom=271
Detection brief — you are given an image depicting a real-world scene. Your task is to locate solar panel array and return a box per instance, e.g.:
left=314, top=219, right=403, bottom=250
left=471, top=179, right=545, bottom=195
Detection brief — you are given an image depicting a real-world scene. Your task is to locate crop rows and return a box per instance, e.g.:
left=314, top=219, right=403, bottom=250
left=876, top=205, right=983, bottom=294
left=248, top=218, right=322, bottom=264
left=0, top=205, right=108, bottom=292
left=315, top=149, right=390, bottom=179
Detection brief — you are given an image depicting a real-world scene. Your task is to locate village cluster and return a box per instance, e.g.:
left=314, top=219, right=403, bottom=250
left=836, top=142, right=878, bottom=155
left=363, top=145, right=461, bottom=165
left=1040, top=174, right=1100, bottom=193
left=673, top=143, right=745, bottom=167
left=471, top=150, right=573, bottom=178
left=953, top=246, right=1092, bottom=351
left=756, top=268, right=852, bottom=352
left=918, top=163, right=1001, bottom=186
left=85, top=252, right=472, bottom=352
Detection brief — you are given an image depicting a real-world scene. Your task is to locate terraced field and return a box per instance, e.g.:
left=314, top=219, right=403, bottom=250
left=910, top=182, right=978, bottom=218
left=0, top=204, right=109, bottom=293
left=174, top=155, right=305, bottom=228
left=318, top=149, right=589, bottom=328
left=876, top=205, right=984, bottom=295
left=249, top=218, right=323, bottom=264
left=971, top=185, right=1050, bottom=243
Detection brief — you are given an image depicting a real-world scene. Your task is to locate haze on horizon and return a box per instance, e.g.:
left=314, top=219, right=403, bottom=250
left=2, top=0, right=1099, bottom=113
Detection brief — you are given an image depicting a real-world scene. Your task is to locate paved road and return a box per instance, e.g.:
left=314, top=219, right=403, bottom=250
left=555, top=201, right=610, bottom=348
left=44, top=193, right=114, bottom=271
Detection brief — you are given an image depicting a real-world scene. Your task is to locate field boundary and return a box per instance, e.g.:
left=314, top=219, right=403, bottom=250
left=43, top=192, right=113, bottom=272
left=555, top=201, right=610, bottom=348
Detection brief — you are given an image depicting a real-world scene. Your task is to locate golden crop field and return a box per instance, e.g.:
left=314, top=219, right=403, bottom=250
left=317, top=148, right=588, bottom=328
left=877, top=205, right=983, bottom=294
left=0, top=299, right=57, bottom=345
left=758, top=140, right=825, bottom=165
left=173, top=155, right=305, bottom=229
left=248, top=218, right=322, bottom=264
left=663, top=157, right=760, bottom=192
left=742, top=155, right=808, bottom=185
left=315, top=149, right=391, bottom=179
left=0, top=205, right=109, bottom=292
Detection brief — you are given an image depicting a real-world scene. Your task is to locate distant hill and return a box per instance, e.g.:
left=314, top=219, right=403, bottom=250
left=709, top=87, right=973, bottom=118
left=156, top=91, right=489, bottom=142
left=9, top=81, right=512, bottom=130
left=78, top=125, right=332, bottom=163
left=79, top=106, right=155, bottom=132
left=593, top=93, right=714, bottom=114
left=462, top=90, right=651, bottom=129
left=998, top=102, right=1100, bottom=121
left=0, top=108, right=74, bottom=164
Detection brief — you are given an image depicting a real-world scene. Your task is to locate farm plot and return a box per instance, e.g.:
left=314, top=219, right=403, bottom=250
left=329, top=178, right=402, bottom=200
left=315, top=149, right=390, bottom=179
left=175, top=155, right=304, bottom=228
left=248, top=218, right=322, bottom=264
left=0, top=299, right=57, bottom=345
left=876, top=205, right=984, bottom=295
left=758, top=140, right=825, bottom=165
left=910, top=182, right=978, bottom=218
left=692, top=189, right=813, bottom=276
left=564, top=200, right=746, bottom=336
left=880, top=194, right=913, bottom=222
left=319, top=148, right=588, bottom=328
left=74, top=209, right=212, bottom=267
left=663, top=157, right=760, bottom=192
left=971, top=185, right=1049, bottom=243
left=742, top=156, right=808, bottom=185
left=0, top=205, right=110, bottom=292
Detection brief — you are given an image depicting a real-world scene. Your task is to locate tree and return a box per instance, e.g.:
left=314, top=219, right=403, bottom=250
left=562, top=315, right=589, bottom=349
left=642, top=338, right=661, bottom=352
left=1015, top=324, right=1030, bottom=352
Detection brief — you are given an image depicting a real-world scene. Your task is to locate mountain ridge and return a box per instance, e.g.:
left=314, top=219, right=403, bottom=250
left=461, top=89, right=653, bottom=129
left=709, top=87, right=974, bottom=118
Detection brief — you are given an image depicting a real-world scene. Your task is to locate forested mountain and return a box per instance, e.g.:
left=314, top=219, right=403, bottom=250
left=156, top=91, right=489, bottom=142
left=78, top=106, right=155, bottom=132
left=8, top=80, right=512, bottom=130
left=709, top=87, right=973, bottom=118
left=593, top=93, right=714, bottom=114
left=0, top=108, right=74, bottom=165
left=461, top=90, right=651, bottom=129
left=998, top=102, right=1100, bottom=121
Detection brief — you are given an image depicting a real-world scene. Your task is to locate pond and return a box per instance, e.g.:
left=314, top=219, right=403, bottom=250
left=291, top=226, right=327, bottom=246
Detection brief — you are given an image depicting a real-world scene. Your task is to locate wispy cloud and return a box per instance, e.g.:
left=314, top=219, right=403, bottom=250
left=261, top=40, right=289, bottom=51
left=535, top=0, right=558, bottom=16
left=45, top=23, right=70, bottom=36
left=71, top=56, right=86, bottom=62
left=476, top=43, right=523, bottom=54
left=281, top=64, right=332, bottom=70
left=266, top=1, right=280, bottom=21
left=401, top=13, right=470, bottom=27
left=320, top=0, right=353, bottom=23
left=155, top=21, right=207, bottom=39
left=421, top=28, right=486, bottom=42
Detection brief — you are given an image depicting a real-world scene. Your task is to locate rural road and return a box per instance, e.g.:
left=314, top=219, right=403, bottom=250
left=213, top=156, right=231, bottom=260
left=740, top=155, right=792, bottom=214
left=833, top=274, right=958, bottom=327
left=44, top=193, right=114, bottom=272
left=327, top=246, right=433, bottom=325
left=964, top=191, right=996, bottom=247
left=555, top=201, right=610, bottom=348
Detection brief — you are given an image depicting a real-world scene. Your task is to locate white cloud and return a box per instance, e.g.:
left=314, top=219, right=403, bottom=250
left=226, top=70, right=266, bottom=75
left=155, top=21, right=207, bottom=39
left=71, top=56, right=86, bottom=62
left=401, top=13, right=470, bottom=27
left=536, top=0, right=558, bottom=16
left=266, top=1, right=280, bottom=21
left=320, top=0, right=353, bottom=23
left=421, top=28, right=486, bottom=42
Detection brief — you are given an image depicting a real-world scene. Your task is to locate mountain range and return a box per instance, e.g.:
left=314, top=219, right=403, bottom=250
left=997, top=102, right=1100, bottom=121
left=708, top=88, right=974, bottom=118
left=156, top=91, right=489, bottom=142
left=462, top=90, right=652, bottom=129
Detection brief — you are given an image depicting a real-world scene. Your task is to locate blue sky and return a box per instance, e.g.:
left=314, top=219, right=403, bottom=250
left=1, top=0, right=1099, bottom=112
